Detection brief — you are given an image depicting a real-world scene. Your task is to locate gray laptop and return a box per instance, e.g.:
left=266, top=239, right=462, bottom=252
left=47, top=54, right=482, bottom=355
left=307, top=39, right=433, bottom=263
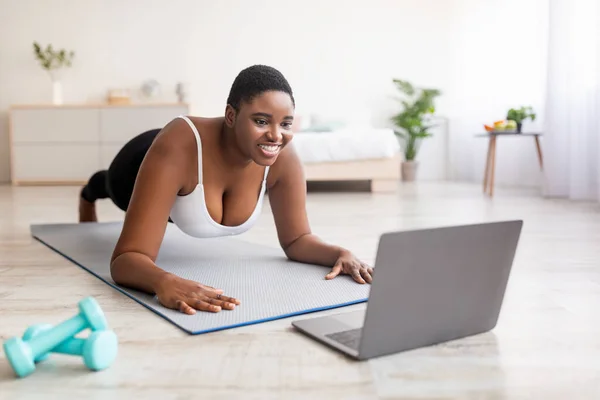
left=291, top=220, right=523, bottom=360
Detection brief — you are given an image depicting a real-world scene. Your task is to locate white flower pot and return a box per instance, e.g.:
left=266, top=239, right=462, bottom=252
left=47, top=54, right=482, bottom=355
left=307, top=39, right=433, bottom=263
left=401, top=161, right=418, bottom=181
left=52, top=80, right=63, bottom=105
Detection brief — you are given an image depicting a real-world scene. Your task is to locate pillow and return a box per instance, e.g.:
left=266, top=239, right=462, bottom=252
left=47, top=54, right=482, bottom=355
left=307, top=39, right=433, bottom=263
left=300, top=113, right=346, bottom=132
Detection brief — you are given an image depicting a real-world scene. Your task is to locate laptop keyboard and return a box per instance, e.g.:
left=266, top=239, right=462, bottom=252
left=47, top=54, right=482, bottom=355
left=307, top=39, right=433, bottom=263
left=325, top=328, right=363, bottom=350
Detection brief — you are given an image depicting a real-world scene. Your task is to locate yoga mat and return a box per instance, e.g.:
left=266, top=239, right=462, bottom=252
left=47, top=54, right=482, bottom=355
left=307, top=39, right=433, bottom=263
left=31, top=222, right=370, bottom=334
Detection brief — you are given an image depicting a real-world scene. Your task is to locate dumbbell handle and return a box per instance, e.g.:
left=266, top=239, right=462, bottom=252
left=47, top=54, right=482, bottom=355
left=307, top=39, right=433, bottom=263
left=28, top=314, right=87, bottom=358
left=52, top=336, right=86, bottom=356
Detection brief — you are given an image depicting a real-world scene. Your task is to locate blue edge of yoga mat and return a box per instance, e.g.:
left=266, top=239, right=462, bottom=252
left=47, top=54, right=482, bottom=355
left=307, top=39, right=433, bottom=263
left=31, top=222, right=370, bottom=335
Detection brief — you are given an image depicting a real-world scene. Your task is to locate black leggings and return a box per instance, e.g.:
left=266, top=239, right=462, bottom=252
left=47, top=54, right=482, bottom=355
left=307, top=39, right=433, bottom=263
left=81, top=128, right=161, bottom=211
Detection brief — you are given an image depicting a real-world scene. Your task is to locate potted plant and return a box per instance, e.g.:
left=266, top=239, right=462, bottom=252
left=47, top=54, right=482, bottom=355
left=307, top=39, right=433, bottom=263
left=33, top=42, right=75, bottom=105
left=506, top=106, right=536, bottom=133
left=390, top=79, right=441, bottom=181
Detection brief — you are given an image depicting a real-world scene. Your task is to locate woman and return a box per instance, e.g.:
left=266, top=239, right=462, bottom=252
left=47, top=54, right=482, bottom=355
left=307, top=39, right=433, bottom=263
left=79, top=65, right=373, bottom=315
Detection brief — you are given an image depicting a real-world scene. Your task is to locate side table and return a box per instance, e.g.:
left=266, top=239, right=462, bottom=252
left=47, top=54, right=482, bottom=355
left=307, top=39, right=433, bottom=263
left=476, top=132, right=543, bottom=197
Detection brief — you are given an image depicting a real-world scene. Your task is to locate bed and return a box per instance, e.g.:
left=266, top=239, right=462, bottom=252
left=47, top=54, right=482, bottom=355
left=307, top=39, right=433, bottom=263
left=292, top=127, right=401, bottom=192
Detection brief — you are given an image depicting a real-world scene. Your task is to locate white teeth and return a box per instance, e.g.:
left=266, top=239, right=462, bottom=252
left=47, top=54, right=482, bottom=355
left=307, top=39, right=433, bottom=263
left=259, top=144, right=279, bottom=153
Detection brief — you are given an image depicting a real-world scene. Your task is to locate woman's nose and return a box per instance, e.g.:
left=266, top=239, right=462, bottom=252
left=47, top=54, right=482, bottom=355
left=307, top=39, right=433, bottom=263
left=267, top=126, right=283, bottom=142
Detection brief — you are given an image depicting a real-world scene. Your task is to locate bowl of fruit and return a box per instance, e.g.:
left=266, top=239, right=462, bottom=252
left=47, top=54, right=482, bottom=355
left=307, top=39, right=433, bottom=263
left=484, top=120, right=517, bottom=133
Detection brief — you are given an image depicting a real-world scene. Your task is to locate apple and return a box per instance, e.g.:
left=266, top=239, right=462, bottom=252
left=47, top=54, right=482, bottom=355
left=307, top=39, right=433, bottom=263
left=505, top=120, right=517, bottom=130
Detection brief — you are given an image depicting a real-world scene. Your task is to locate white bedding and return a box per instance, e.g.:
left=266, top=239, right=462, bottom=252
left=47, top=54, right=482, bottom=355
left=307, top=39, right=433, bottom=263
left=292, top=127, right=400, bottom=164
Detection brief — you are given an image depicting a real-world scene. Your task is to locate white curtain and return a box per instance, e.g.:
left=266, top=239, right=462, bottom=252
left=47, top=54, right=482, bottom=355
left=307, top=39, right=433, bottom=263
left=543, top=0, right=600, bottom=202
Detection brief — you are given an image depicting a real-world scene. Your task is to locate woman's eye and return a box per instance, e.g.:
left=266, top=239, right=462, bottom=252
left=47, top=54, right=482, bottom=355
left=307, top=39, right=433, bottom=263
left=255, top=119, right=267, bottom=126
left=282, top=122, right=293, bottom=129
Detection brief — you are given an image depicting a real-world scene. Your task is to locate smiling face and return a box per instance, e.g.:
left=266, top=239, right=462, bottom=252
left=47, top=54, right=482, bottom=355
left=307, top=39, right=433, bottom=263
left=225, top=90, right=295, bottom=166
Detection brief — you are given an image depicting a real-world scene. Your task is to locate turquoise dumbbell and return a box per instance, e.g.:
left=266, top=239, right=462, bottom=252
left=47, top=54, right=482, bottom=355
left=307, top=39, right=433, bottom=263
left=22, top=324, right=118, bottom=371
left=3, top=297, right=107, bottom=378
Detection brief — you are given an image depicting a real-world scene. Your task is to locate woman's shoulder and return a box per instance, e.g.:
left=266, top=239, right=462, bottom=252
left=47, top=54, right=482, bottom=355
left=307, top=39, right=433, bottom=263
left=168, top=116, right=224, bottom=144
left=150, top=117, right=193, bottom=152
left=154, top=116, right=222, bottom=149
left=162, top=115, right=220, bottom=133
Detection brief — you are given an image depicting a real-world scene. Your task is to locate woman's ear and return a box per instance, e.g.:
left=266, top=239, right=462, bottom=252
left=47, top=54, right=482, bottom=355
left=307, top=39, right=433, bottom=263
left=224, top=105, right=237, bottom=127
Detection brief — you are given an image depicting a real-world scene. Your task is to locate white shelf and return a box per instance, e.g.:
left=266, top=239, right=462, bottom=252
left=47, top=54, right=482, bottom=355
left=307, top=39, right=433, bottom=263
left=9, top=103, right=189, bottom=185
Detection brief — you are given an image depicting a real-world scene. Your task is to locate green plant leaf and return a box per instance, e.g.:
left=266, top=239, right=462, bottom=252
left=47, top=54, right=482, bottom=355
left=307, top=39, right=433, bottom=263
left=391, top=78, right=441, bottom=161
left=393, top=79, right=415, bottom=96
left=32, top=41, right=75, bottom=71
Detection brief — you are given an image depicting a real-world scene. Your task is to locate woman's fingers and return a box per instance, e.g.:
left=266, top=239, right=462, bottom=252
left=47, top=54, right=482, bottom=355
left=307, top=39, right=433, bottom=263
left=326, top=262, right=343, bottom=280
left=204, top=291, right=240, bottom=309
left=351, top=267, right=366, bottom=284
left=359, top=262, right=374, bottom=283
left=192, top=299, right=222, bottom=313
left=173, top=297, right=223, bottom=314
left=360, top=266, right=373, bottom=283
left=179, top=288, right=241, bottom=313
left=327, top=260, right=372, bottom=284
left=176, top=300, right=197, bottom=315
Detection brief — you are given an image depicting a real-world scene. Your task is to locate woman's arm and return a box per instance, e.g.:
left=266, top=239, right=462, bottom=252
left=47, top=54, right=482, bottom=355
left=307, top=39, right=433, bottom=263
left=110, top=119, right=239, bottom=313
left=109, top=123, right=184, bottom=293
left=267, top=144, right=373, bottom=284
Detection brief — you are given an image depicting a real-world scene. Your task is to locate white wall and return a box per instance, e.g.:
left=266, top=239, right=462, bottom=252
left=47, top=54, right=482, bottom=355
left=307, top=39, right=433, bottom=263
left=445, top=0, right=549, bottom=187
left=0, top=0, right=548, bottom=186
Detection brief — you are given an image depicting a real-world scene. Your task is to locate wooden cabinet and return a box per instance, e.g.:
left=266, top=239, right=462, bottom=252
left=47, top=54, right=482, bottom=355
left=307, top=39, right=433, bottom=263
left=9, top=103, right=189, bottom=185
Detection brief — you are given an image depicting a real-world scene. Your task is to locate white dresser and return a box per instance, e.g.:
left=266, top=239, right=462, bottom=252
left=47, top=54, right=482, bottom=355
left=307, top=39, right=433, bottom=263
left=9, top=103, right=189, bottom=185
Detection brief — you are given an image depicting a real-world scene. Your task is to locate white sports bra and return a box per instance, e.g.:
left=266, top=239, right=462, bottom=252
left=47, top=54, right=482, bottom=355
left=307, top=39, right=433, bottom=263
left=169, top=116, right=269, bottom=238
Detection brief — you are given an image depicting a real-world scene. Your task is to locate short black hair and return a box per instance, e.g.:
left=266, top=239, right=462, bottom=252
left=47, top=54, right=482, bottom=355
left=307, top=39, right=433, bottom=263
left=226, top=65, right=295, bottom=111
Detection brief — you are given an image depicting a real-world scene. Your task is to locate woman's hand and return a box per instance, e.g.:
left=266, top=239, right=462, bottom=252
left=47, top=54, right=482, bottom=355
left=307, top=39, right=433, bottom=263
left=155, top=274, right=240, bottom=315
left=325, top=251, right=374, bottom=284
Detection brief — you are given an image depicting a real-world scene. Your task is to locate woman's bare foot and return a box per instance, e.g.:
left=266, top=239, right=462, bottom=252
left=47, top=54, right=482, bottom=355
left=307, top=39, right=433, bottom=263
left=79, top=197, right=98, bottom=222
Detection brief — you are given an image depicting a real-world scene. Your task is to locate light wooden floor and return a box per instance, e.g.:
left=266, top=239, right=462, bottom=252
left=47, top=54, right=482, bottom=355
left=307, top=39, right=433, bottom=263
left=1, top=182, right=599, bottom=399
